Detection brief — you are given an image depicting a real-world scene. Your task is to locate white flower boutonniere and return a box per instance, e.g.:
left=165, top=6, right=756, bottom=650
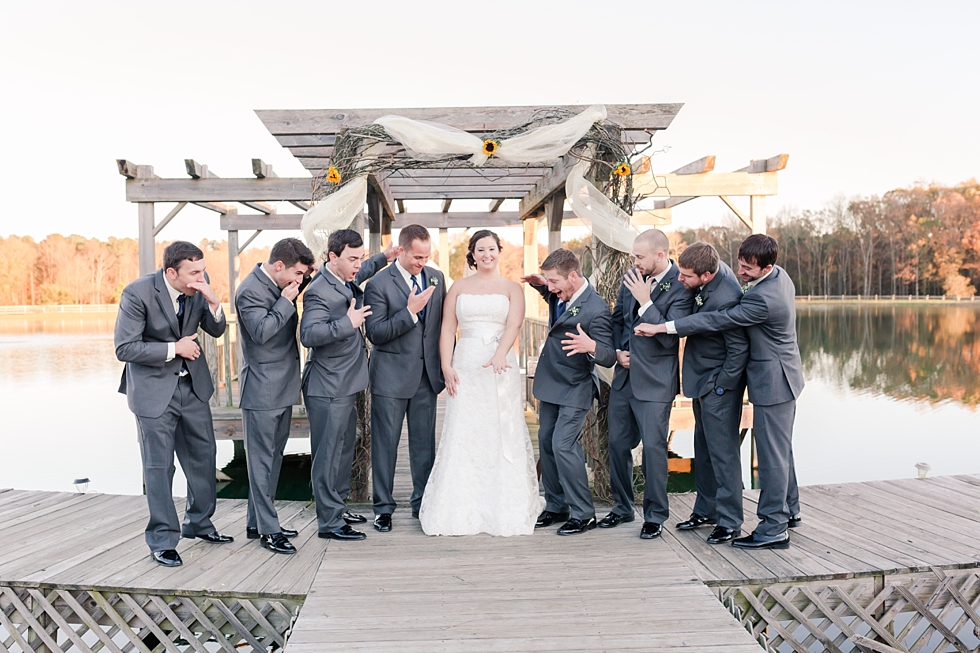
left=740, top=283, right=750, bottom=294
left=569, top=306, right=581, bottom=317
left=695, top=293, right=704, bottom=307
left=660, top=282, right=671, bottom=292
left=429, top=277, right=440, bottom=287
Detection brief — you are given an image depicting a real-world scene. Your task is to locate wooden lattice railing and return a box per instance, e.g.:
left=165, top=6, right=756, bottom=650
left=0, top=585, right=301, bottom=653
left=719, top=568, right=980, bottom=653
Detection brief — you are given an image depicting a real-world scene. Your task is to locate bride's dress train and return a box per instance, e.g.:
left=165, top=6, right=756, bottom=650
left=420, top=294, right=545, bottom=536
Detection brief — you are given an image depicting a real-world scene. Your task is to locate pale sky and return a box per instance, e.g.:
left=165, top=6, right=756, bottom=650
left=1, top=1, right=977, bottom=250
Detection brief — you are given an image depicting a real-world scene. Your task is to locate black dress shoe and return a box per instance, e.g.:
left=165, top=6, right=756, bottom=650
left=247, top=527, right=298, bottom=540
left=556, top=517, right=597, bottom=535
left=319, top=525, right=367, bottom=541
left=343, top=510, right=367, bottom=524
left=260, top=533, right=297, bottom=554
left=675, top=514, right=714, bottom=530
left=151, top=550, right=183, bottom=567
left=373, top=514, right=392, bottom=532
left=732, top=532, right=790, bottom=550
left=788, top=515, right=802, bottom=528
left=411, top=510, right=420, bottom=519
left=597, top=512, right=635, bottom=529
left=640, top=522, right=663, bottom=539
left=706, top=526, right=740, bottom=544
left=535, top=510, right=570, bottom=528
left=187, top=531, right=234, bottom=544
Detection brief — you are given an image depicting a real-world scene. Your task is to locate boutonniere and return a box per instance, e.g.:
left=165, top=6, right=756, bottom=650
left=695, top=293, right=704, bottom=307
left=429, top=277, right=440, bottom=287
left=740, top=283, right=750, bottom=294
left=659, top=282, right=671, bottom=292
left=569, top=306, right=581, bottom=317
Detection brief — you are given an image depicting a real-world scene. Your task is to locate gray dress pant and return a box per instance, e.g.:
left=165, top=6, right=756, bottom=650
left=243, top=406, right=292, bottom=535
left=371, top=373, right=437, bottom=516
left=305, top=393, right=358, bottom=533
left=537, top=400, right=595, bottom=521
left=690, top=387, right=745, bottom=530
left=135, top=376, right=217, bottom=552
left=607, top=376, right=672, bottom=524
left=752, top=399, right=800, bottom=538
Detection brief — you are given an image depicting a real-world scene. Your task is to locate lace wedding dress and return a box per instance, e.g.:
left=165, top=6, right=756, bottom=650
left=420, top=294, right=545, bottom=536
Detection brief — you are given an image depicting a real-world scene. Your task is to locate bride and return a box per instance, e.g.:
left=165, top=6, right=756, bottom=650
left=419, top=230, right=545, bottom=536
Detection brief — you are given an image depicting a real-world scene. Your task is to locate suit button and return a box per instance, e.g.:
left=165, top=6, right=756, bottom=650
left=174, top=372, right=179, bottom=376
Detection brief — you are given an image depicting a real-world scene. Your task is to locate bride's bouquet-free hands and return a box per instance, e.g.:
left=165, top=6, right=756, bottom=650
left=482, top=351, right=512, bottom=375
left=443, top=365, right=460, bottom=397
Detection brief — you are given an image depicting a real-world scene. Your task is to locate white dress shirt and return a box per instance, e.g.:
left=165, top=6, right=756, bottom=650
left=562, top=277, right=590, bottom=310
left=163, top=275, right=223, bottom=362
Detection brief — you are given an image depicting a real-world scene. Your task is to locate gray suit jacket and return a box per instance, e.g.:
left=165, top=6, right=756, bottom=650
left=610, top=263, right=694, bottom=402
left=299, top=254, right=387, bottom=399
left=364, top=264, right=446, bottom=398
left=115, top=270, right=227, bottom=418
left=235, top=264, right=301, bottom=410
left=531, top=282, right=616, bottom=410
left=673, top=265, right=804, bottom=406
left=681, top=262, right=749, bottom=398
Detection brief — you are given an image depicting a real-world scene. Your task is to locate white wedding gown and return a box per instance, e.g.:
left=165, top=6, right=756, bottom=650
left=420, top=294, right=545, bottom=536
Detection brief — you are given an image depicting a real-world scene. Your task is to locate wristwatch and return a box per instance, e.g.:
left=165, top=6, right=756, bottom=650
left=714, top=386, right=725, bottom=396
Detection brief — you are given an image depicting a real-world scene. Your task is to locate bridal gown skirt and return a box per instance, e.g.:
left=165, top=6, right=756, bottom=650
left=420, top=295, right=545, bottom=536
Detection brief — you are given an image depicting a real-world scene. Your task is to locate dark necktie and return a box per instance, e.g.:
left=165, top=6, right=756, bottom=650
left=346, top=281, right=355, bottom=295
left=176, top=294, right=186, bottom=332
left=554, top=300, right=566, bottom=326
left=411, top=274, right=426, bottom=322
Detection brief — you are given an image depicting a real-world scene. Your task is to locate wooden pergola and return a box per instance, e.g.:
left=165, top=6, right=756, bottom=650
left=118, top=103, right=787, bottom=315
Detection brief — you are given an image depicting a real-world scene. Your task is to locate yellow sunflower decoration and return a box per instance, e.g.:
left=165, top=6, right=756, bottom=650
left=326, top=167, right=342, bottom=184
left=482, top=140, right=500, bottom=157
left=613, top=162, right=631, bottom=178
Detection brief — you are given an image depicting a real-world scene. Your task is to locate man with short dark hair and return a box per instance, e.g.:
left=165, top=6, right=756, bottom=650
left=364, top=224, right=446, bottom=531
left=301, top=229, right=394, bottom=541
left=602, top=229, right=694, bottom=540
left=521, top=248, right=616, bottom=535
left=115, top=240, right=231, bottom=567
left=673, top=241, right=749, bottom=545
left=236, top=237, right=315, bottom=555
left=638, top=234, right=804, bottom=550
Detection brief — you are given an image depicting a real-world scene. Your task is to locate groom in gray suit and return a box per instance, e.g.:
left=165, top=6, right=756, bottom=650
left=522, top=248, right=616, bottom=536
left=640, top=234, right=804, bottom=549
left=301, top=229, right=390, bottom=541
left=673, top=242, right=749, bottom=545
left=115, top=241, right=231, bottom=567
left=603, top=229, right=694, bottom=540
left=235, top=238, right=315, bottom=555
left=365, top=224, right=446, bottom=531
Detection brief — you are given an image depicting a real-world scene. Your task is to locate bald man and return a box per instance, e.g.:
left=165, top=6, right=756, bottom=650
left=602, top=229, right=694, bottom=540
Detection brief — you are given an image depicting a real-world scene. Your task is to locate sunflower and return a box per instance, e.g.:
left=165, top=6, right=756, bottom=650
left=613, top=162, right=631, bottom=178
left=482, top=140, right=500, bottom=157
left=326, top=167, right=342, bottom=184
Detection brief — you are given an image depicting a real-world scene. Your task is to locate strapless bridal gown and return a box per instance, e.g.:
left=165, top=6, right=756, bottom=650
left=420, top=294, right=545, bottom=536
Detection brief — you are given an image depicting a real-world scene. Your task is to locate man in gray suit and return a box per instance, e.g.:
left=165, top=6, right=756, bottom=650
left=115, top=241, right=231, bottom=567
left=301, top=229, right=390, bottom=541
left=521, top=248, right=616, bottom=536
left=602, top=229, right=694, bottom=540
left=639, top=235, right=804, bottom=549
left=673, top=242, right=749, bottom=545
left=235, top=238, right=314, bottom=555
left=365, top=224, right=446, bottom=531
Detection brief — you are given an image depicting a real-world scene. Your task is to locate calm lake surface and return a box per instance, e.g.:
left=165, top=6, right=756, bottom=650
left=1, top=304, right=977, bottom=496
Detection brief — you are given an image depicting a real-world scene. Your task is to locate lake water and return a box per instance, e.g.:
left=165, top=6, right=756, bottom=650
left=1, top=304, right=977, bottom=497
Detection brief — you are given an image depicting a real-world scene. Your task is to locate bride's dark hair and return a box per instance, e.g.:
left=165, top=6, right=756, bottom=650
left=466, top=230, right=503, bottom=269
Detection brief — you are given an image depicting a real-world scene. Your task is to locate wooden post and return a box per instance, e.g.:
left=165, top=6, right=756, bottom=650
left=545, top=190, right=565, bottom=253
left=381, top=213, right=392, bottom=248
left=367, top=188, right=383, bottom=255
left=439, top=227, right=451, bottom=281
left=138, top=203, right=155, bottom=276
left=523, top=217, right=539, bottom=318
left=227, top=230, right=240, bottom=307
left=750, top=196, right=766, bottom=234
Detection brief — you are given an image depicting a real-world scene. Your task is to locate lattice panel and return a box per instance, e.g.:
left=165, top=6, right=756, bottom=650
left=0, top=585, right=301, bottom=653
left=719, top=569, right=980, bottom=653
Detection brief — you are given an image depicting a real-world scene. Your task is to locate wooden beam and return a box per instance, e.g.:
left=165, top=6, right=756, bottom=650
left=219, top=211, right=573, bottom=231
left=671, top=156, right=716, bottom=175
left=489, top=199, right=504, bottom=213
left=186, top=160, right=278, bottom=214
left=396, top=200, right=406, bottom=213
left=152, top=202, right=187, bottom=237
left=220, top=214, right=306, bottom=230
left=393, top=190, right=528, bottom=200
left=138, top=203, right=155, bottom=276
left=185, top=159, right=211, bottom=179
left=256, top=103, right=684, bottom=135
left=125, top=178, right=314, bottom=202
left=518, top=155, right=573, bottom=220
left=367, top=174, right=396, bottom=220
left=738, top=154, right=790, bottom=174
left=290, top=200, right=310, bottom=211
left=367, top=187, right=383, bottom=255
left=750, top=195, right=767, bottom=234
left=441, top=199, right=452, bottom=213
left=193, top=201, right=230, bottom=214
left=545, top=189, right=565, bottom=253
left=523, top=219, right=539, bottom=319
left=719, top=196, right=752, bottom=231
left=252, top=159, right=276, bottom=178
left=117, top=159, right=154, bottom=180
left=238, top=230, right=262, bottom=253
left=633, top=171, right=778, bottom=198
